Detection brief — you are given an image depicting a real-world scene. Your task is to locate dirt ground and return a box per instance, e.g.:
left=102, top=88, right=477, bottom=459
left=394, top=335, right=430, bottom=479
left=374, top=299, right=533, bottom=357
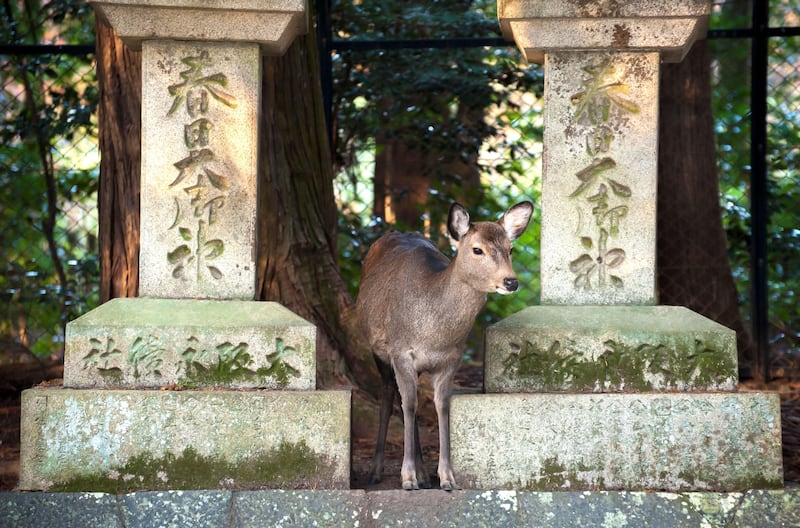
left=1, top=362, right=798, bottom=492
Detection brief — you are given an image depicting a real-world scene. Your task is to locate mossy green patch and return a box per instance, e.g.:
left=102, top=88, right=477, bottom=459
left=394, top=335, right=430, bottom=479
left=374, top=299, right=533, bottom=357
left=50, top=440, right=333, bottom=493
left=176, top=338, right=300, bottom=389
left=502, top=338, right=736, bottom=392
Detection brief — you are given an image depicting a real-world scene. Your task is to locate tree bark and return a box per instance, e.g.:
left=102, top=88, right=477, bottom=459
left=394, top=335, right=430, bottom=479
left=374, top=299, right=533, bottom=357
left=258, top=33, right=378, bottom=392
left=657, top=39, right=754, bottom=371
left=95, top=13, right=141, bottom=302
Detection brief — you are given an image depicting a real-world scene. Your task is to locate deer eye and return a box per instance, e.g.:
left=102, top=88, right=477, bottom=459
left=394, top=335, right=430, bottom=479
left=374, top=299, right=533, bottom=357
left=472, top=247, right=484, bottom=255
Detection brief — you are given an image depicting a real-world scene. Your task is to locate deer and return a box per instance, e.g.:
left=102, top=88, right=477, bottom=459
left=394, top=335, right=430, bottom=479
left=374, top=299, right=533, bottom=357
left=356, top=201, right=534, bottom=491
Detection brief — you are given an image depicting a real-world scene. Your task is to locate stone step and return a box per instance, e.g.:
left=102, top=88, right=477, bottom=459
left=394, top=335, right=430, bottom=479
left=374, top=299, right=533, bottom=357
left=19, top=387, right=350, bottom=492
left=450, top=392, right=782, bottom=492
left=2, top=489, right=799, bottom=527
left=485, top=306, right=738, bottom=393
left=64, top=298, right=316, bottom=390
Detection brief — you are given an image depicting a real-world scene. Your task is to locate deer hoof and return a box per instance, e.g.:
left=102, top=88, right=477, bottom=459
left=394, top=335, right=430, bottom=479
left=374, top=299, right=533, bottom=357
left=440, top=480, right=461, bottom=491
left=402, top=480, right=420, bottom=490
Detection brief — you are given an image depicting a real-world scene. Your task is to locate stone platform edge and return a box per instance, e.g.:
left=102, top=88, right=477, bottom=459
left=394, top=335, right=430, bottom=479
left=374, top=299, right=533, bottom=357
left=1, top=488, right=798, bottom=528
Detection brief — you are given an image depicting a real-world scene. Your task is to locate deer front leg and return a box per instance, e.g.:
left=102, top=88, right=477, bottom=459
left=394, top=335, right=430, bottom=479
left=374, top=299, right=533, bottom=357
left=432, top=363, right=461, bottom=491
left=392, top=354, right=420, bottom=490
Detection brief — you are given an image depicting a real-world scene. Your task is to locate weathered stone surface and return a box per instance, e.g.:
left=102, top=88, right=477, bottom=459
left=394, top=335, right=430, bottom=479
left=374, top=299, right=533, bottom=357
left=63, top=298, right=316, bottom=390
left=497, top=0, right=709, bottom=63
left=3, top=489, right=799, bottom=527
left=366, top=490, right=521, bottom=527
left=0, top=492, right=123, bottom=528
left=91, top=0, right=307, bottom=54
left=139, top=40, right=260, bottom=299
left=485, top=305, right=738, bottom=393
left=120, top=490, right=231, bottom=528
left=540, top=51, right=659, bottom=305
left=19, top=388, right=351, bottom=492
left=231, top=490, right=367, bottom=527
left=451, top=392, right=783, bottom=491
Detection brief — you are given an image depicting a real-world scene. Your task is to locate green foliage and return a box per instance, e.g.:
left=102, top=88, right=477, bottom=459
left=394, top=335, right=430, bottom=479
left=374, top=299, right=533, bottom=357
left=1, top=1, right=98, bottom=359
left=711, top=5, right=800, bottom=341
left=332, top=1, right=544, bottom=347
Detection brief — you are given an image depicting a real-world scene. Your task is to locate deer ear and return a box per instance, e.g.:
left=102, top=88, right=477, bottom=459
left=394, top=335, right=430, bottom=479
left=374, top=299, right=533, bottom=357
left=499, top=201, right=534, bottom=241
left=448, top=203, right=471, bottom=241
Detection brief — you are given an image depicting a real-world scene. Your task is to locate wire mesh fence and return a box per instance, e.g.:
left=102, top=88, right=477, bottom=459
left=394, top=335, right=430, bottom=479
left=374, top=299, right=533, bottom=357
left=0, top=50, right=99, bottom=360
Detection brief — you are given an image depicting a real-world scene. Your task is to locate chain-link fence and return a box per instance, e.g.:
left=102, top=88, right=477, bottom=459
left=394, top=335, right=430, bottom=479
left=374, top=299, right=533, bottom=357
left=0, top=49, right=99, bottom=361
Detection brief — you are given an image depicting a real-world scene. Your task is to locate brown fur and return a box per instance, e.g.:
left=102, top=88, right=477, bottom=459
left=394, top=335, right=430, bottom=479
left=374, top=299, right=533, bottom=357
left=356, top=201, right=533, bottom=490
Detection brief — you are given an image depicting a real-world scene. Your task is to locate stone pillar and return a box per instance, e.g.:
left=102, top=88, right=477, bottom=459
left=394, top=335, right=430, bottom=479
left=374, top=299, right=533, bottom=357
left=18, top=1, right=352, bottom=492
left=497, top=0, right=710, bottom=305
left=447, top=0, right=784, bottom=492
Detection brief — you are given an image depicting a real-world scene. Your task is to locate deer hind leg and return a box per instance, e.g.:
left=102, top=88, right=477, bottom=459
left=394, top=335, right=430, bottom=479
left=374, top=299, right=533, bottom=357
left=412, top=414, right=431, bottom=488
left=369, top=355, right=396, bottom=485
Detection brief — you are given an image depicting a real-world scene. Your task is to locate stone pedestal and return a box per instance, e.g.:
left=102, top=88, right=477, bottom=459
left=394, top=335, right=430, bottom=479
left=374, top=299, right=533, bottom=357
left=63, top=298, right=316, bottom=390
left=19, top=388, right=350, bottom=492
left=485, top=306, right=738, bottom=393
left=451, top=392, right=782, bottom=491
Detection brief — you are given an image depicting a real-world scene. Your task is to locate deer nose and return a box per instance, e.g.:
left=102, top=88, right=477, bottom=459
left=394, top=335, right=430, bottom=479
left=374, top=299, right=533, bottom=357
left=503, top=278, right=519, bottom=292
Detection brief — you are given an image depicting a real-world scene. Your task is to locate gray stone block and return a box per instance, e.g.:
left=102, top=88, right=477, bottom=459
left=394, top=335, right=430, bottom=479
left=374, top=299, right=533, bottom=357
left=230, top=490, right=367, bottom=528
left=119, top=490, right=232, bottom=528
left=451, top=392, right=783, bottom=491
left=93, top=0, right=307, bottom=55
left=0, top=492, right=122, bottom=528
left=517, top=491, right=740, bottom=528
left=540, top=51, right=660, bottom=304
left=2, top=489, right=799, bottom=527
left=19, top=387, right=350, bottom=492
left=497, top=0, right=710, bottom=63
left=485, top=305, right=738, bottom=393
left=64, top=298, right=316, bottom=390
left=138, top=40, right=261, bottom=299
left=365, top=490, right=521, bottom=528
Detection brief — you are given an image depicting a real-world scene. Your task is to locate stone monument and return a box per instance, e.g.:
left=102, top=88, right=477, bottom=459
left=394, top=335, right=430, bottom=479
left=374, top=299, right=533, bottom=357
left=450, top=0, right=784, bottom=491
left=18, top=0, right=351, bottom=492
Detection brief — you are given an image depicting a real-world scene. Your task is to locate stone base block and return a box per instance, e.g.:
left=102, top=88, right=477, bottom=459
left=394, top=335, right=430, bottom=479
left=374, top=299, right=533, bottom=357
left=19, top=387, right=350, bottom=492
left=485, top=306, right=738, bottom=393
left=451, top=392, right=783, bottom=491
left=3, top=489, right=800, bottom=528
left=64, top=298, right=316, bottom=390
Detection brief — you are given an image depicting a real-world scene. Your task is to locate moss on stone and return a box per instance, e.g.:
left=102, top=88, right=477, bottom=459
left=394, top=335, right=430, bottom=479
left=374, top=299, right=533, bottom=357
left=50, top=440, right=333, bottom=493
left=502, top=337, right=735, bottom=392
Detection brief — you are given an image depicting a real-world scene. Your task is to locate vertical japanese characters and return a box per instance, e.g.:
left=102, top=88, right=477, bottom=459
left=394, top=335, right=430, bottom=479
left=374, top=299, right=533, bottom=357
left=165, top=50, right=237, bottom=283
left=567, top=59, right=640, bottom=291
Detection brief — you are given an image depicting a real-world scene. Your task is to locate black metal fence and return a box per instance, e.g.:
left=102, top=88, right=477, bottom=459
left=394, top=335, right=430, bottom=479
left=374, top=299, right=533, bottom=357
left=1, top=1, right=798, bottom=381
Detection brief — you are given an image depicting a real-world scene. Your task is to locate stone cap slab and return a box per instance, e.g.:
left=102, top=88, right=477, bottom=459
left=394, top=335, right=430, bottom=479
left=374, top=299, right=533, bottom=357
left=64, top=298, right=316, bottom=390
left=497, top=0, right=710, bottom=63
left=485, top=305, right=738, bottom=393
left=91, top=0, right=307, bottom=54
left=19, top=387, right=351, bottom=492
left=451, top=392, right=783, bottom=491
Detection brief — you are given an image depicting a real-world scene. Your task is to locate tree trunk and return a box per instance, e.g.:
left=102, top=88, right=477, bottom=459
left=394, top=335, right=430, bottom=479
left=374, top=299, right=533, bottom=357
left=657, top=39, right=754, bottom=372
left=258, top=33, right=378, bottom=392
left=95, top=13, right=141, bottom=302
